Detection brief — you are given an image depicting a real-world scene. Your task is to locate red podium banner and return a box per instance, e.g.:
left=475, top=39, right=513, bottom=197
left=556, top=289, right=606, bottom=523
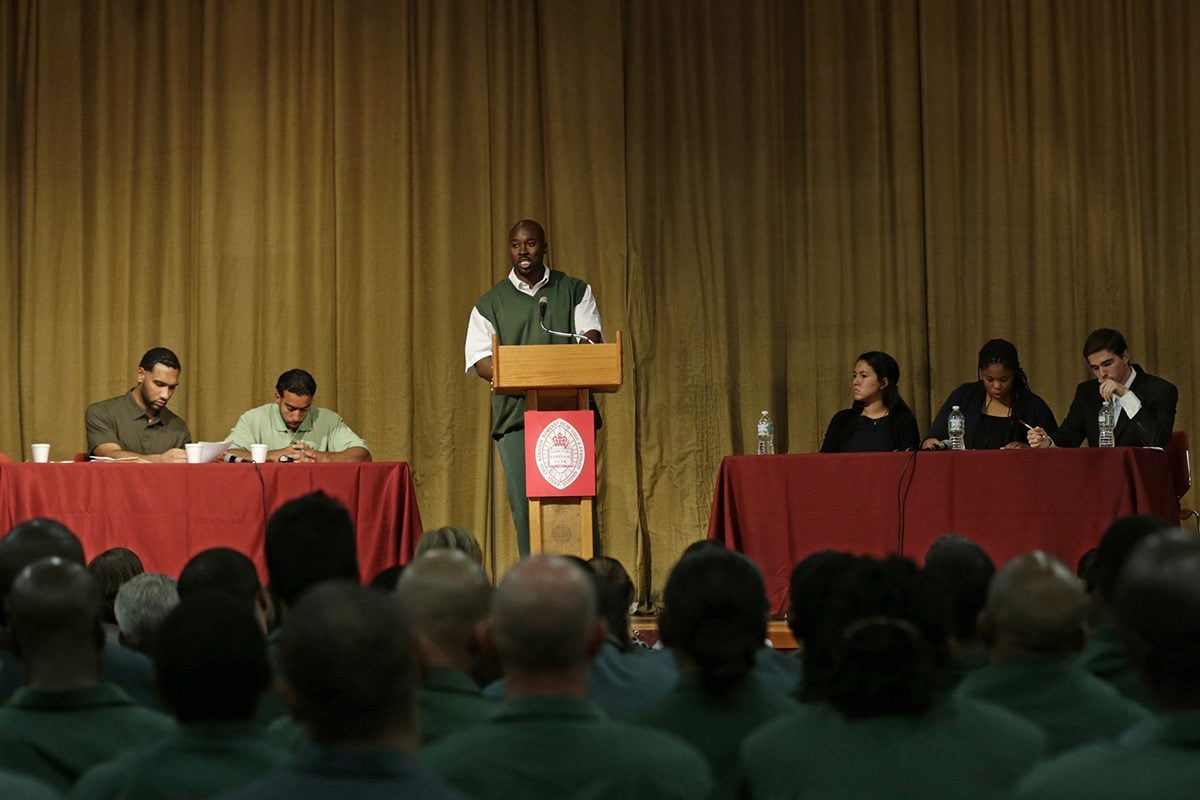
left=524, top=411, right=596, bottom=497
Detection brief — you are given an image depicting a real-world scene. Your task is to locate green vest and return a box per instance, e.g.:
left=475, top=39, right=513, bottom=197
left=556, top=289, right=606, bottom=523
left=476, top=270, right=594, bottom=439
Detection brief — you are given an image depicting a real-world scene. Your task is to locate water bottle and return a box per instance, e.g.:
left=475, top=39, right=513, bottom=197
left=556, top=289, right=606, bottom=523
left=948, top=405, right=966, bottom=451
left=756, top=411, right=775, bottom=455
left=1098, top=399, right=1116, bottom=448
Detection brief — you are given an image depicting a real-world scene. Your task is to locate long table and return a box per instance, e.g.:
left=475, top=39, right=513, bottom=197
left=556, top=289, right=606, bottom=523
left=708, top=448, right=1177, bottom=615
left=0, top=461, right=423, bottom=582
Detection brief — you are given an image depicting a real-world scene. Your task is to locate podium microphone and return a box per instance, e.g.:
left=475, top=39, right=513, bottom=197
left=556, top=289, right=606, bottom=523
left=537, top=296, right=592, bottom=344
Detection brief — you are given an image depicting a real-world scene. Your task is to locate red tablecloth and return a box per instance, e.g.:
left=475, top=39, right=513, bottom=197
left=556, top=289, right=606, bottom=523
left=708, top=449, right=1177, bottom=615
left=0, top=461, right=423, bottom=582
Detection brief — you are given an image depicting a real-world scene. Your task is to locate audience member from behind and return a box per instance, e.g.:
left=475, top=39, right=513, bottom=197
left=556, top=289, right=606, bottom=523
left=0, top=559, right=173, bottom=790
left=788, top=551, right=859, bottom=701
left=73, top=594, right=288, bottom=799
left=588, top=556, right=636, bottom=649
left=113, top=573, right=179, bottom=657
left=395, top=550, right=495, bottom=745
left=265, top=492, right=360, bottom=624
left=423, top=555, right=713, bottom=800
left=1076, top=514, right=1172, bottom=706
left=220, top=583, right=462, bottom=800
left=87, top=548, right=144, bottom=633
left=573, top=557, right=678, bottom=721
left=0, top=519, right=156, bottom=707
left=923, top=534, right=995, bottom=686
left=743, top=556, right=1045, bottom=799
left=821, top=351, right=921, bottom=452
left=640, top=549, right=799, bottom=800
left=957, top=551, right=1149, bottom=753
left=177, top=548, right=272, bottom=633
left=1018, top=530, right=1200, bottom=799
left=414, top=526, right=484, bottom=566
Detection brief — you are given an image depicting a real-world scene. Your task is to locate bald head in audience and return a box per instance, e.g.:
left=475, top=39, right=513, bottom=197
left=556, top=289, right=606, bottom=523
left=980, top=551, right=1088, bottom=660
left=396, top=550, right=491, bottom=673
left=6, top=558, right=104, bottom=689
left=487, top=555, right=604, bottom=694
left=0, top=519, right=85, bottom=624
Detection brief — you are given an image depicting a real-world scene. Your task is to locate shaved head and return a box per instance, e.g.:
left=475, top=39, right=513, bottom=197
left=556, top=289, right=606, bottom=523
left=985, top=551, right=1086, bottom=657
left=7, top=558, right=103, bottom=652
left=508, top=218, right=546, bottom=242
left=492, top=556, right=598, bottom=673
left=396, top=550, right=491, bottom=652
left=0, top=519, right=85, bottom=619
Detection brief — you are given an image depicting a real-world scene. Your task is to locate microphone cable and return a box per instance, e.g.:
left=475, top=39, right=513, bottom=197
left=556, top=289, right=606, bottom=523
left=896, top=447, right=920, bottom=555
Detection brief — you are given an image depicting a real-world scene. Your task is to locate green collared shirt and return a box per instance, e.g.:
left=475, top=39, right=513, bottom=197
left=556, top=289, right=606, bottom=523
left=639, top=673, right=801, bottom=800
left=72, top=721, right=290, bottom=800
left=0, top=683, right=175, bottom=791
left=1076, top=624, right=1158, bottom=708
left=226, top=403, right=367, bottom=453
left=743, top=696, right=1047, bottom=800
left=956, top=658, right=1150, bottom=753
left=85, top=392, right=191, bottom=456
left=419, top=667, right=496, bottom=745
left=422, top=694, right=712, bottom=800
left=1017, top=709, right=1200, bottom=799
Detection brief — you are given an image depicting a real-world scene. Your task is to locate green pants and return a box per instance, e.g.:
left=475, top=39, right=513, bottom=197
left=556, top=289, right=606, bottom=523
left=497, top=428, right=602, bottom=558
left=497, top=429, right=531, bottom=555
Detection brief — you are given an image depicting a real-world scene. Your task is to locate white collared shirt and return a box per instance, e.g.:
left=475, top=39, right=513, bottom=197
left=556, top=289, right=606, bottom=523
left=1114, top=366, right=1142, bottom=421
left=463, top=269, right=603, bottom=375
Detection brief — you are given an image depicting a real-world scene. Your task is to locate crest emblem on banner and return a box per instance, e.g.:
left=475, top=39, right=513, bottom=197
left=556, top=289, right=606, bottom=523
left=534, top=418, right=587, bottom=490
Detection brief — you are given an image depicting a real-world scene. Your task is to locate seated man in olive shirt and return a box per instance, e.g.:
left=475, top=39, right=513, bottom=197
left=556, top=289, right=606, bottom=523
left=85, top=347, right=191, bottom=463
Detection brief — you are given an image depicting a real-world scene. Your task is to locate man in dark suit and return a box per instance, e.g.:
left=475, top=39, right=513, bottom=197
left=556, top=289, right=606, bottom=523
left=1028, top=329, right=1177, bottom=448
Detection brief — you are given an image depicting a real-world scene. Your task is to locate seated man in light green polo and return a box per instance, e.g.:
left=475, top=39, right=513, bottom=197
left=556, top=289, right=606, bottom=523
left=225, top=369, right=371, bottom=463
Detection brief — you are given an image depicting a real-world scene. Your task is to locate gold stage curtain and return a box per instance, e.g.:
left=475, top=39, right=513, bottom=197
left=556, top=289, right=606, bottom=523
left=2, top=0, right=1198, bottom=597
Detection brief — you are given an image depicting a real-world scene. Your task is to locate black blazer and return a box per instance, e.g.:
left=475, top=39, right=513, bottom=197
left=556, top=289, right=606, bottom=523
left=1053, top=365, right=1178, bottom=448
left=820, top=406, right=921, bottom=452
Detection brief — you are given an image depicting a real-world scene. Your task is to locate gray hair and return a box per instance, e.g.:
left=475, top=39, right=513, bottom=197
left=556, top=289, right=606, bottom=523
left=114, top=572, right=179, bottom=653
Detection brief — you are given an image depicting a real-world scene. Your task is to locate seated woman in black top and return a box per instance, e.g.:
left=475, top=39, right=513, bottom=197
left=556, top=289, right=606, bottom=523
left=921, top=338, right=1057, bottom=450
left=821, top=351, right=920, bottom=452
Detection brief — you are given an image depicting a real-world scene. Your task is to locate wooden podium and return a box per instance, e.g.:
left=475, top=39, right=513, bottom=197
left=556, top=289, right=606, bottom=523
left=491, top=331, right=623, bottom=557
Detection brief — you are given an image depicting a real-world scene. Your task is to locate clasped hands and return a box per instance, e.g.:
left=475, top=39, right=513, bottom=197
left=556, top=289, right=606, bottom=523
left=275, top=442, right=320, bottom=463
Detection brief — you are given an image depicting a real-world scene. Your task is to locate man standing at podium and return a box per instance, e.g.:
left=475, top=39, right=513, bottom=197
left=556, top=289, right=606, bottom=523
left=464, top=219, right=603, bottom=555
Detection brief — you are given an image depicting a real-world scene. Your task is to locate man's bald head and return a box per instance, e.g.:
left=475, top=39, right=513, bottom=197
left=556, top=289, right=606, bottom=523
left=7, top=558, right=103, bottom=652
left=0, top=518, right=84, bottom=600
left=508, top=219, right=546, bottom=242
left=0, top=520, right=86, bottom=628
left=1116, top=529, right=1200, bottom=706
left=396, top=550, right=491, bottom=653
left=983, top=551, right=1087, bottom=658
left=491, top=555, right=600, bottom=673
